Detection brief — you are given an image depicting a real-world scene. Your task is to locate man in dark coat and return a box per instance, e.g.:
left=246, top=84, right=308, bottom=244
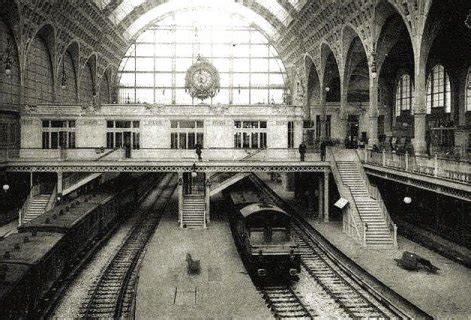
left=298, top=141, right=307, bottom=161
left=320, top=140, right=327, bottom=161
left=195, top=143, right=202, bottom=161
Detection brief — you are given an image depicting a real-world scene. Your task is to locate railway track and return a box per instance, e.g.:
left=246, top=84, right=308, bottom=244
left=79, top=173, right=177, bottom=318
left=259, top=285, right=314, bottom=319
left=250, top=174, right=430, bottom=319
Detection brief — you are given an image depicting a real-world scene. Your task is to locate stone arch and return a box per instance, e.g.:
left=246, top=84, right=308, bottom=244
left=24, top=24, right=56, bottom=104
left=80, top=53, right=97, bottom=103
left=99, top=66, right=112, bottom=104
left=342, top=25, right=370, bottom=104
left=58, top=41, right=79, bottom=103
left=304, top=54, right=320, bottom=107
left=320, top=42, right=340, bottom=103
left=0, top=16, right=21, bottom=112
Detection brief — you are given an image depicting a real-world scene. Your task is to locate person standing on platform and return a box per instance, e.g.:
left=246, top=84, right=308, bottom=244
left=298, top=141, right=307, bottom=162
left=195, top=142, right=202, bottom=161
left=320, top=140, right=327, bottom=161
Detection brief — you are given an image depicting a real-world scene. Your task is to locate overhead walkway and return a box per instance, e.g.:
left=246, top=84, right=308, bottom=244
left=62, top=172, right=102, bottom=196
left=329, top=148, right=397, bottom=249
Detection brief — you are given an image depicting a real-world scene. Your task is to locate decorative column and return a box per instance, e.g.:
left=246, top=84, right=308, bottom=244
left=413, top=66, right=427, bottom=155
left=57, top=171, right=63, bottom=197
left=323, top=170, right=329, bottom=222
left=205, top=174, right=211, bottom=225
left=338, top=83, right=348, bottom=142
left=177, top=172, right=183, bottom=228
left=320, top=85, right=327, bottom=139
left=368, top=76, right=379, bottom=147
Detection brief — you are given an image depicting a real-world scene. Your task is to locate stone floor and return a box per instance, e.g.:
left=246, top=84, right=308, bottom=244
left=258, top=173, right=471, bottom=319
left=135, top=193, right=272, bottom=319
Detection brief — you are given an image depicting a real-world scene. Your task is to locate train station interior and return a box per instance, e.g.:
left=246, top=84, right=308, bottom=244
left=0, top=0, right=470, bottom=318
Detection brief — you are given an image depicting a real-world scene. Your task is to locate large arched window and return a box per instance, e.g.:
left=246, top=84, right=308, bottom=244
left=395, top=74, right=413, bottom=116
left=426, top=64, right=451, bottom=114
left=117, top=9, right=286, bottom=105
left=466, top=67, right=471, bottom=112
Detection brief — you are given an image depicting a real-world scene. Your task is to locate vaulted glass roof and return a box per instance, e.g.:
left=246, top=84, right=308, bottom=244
left=105, top=0, right=304, bottom=42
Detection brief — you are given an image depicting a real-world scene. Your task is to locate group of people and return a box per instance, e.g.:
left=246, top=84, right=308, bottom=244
left=298, top=140, right=327, bottom=162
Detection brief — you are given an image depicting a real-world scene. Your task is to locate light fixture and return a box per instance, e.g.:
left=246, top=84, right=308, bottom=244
left=466, top=10, right=471, bottom=29
left=403, top=196, right=412, bottom=204
left=191, top=163, right=198, bottom=178
left=325, top=86, right=330, bottom=92
left=2, top=184, right=9, bottom=193
left=1, top=37, right=14, bottom=77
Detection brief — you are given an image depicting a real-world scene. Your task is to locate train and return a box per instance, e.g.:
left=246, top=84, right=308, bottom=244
left=0, top=173, right=160, bottom=319
left=227, top=185, right=301, bottom=279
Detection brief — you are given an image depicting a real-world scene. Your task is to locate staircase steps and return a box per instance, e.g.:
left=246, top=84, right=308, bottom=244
left=334, top=159, right=395, bottom=248
left=182, top=194, right=206, bottom=229
left=23, top=194, right=51, bottom=224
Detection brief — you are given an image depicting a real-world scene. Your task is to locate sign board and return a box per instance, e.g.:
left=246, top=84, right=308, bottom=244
left=334, top=198, right=349, bottom=209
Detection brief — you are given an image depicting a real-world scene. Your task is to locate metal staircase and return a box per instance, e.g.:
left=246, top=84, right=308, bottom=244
left=209, top=172, right=250, bottom=196
left=181, top=194, right=206, bottom=229
left=330, top=148, right=397, bottom=248
left=19, top=183, right=56, bottom=225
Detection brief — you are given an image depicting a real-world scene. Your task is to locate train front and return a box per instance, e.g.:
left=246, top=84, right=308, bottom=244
left=241, top=204, right=301, bottom=278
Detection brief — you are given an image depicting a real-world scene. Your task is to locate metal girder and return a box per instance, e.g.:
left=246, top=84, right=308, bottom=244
left=5, top=161, right=329, bottom=174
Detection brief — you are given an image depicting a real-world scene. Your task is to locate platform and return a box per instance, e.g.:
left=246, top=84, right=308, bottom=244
left=135, top=193, right=272, bottom=319
left=257, top=173, right=471, bottom=318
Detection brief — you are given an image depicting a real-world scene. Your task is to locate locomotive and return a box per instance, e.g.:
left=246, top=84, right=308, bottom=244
left=0, top=173, right=161, bottom=319
left=228, top=188, right=301, bottom=279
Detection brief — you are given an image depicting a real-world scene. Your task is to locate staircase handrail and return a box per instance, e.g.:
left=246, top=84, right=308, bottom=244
left=240, top=148, right=266, bottom=161
left=45, top=184, right=57, bottom=212
left=328, top=148, right=365, bottom=243
left=18, top=184, right=40, bottom=226
left=354, top=150, right=397, bottom=247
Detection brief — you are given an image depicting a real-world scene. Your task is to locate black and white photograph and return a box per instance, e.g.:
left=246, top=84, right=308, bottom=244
left=0, top=0, right=470, bottom=318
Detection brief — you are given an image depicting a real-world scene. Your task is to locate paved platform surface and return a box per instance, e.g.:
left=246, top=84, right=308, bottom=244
left=135, top=193, right=272, bottom=319
left=257, top=173, right=471, bottom=319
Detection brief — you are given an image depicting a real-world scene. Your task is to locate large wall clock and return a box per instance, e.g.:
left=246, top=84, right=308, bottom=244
left=185, top=55, right=220, bottom=101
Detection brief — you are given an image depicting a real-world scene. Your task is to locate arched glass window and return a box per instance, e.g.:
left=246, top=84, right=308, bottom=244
left=395, top=74, right=413, bottom=116
left=466, top=67, right=471, bottom=112
left=426, top=64, right=451, bottom=114
left=117, top=9, right=286, bottom=105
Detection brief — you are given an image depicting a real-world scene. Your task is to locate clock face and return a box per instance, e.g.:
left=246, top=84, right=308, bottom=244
left=185, top=55, right=220, bottom=101
left=192, top=69, right=213, bottom=89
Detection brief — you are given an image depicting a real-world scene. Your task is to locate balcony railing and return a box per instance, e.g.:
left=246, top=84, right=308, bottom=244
left=360, top=149, right=471, bottom=184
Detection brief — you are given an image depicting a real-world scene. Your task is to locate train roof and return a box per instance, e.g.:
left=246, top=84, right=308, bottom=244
left=240, top=203, right=288, bottom=218
left=19, top=200, right=97, bottom=232
left=85, top=191, right=116, bottom=205
left=0, top=232, right=64, bottom=266
left=230, top=190, right=264, bottom=205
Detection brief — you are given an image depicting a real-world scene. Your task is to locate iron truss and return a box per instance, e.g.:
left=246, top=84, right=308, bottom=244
left=5, top=161, right=329, bottom=174
left=364, top=166, right=471, bottom=202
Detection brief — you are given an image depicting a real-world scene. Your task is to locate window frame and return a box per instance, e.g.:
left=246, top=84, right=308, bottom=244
left=426, top=64, right=451, bottom=114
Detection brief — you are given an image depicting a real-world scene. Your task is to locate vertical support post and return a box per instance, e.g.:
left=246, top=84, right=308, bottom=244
left=364, top=147, right=368, bottom=163
left=323, top=170, right=329, bottom=222
left=57, top=171, right=63, bottom=196
left=205, top=173, right=210, bottom=226
left=30, top=171, right=33, bottom=188
left=405, top=152, right=409, bottom=171
left=318, top=175, right=323, bottom=219
left=178, top=172, right=183, bottom=228
left=382, top=149, right=386, bottom=167
left=434, top=154, right=438, bottom=177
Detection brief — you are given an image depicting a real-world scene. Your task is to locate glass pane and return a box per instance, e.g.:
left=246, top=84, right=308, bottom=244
left=251, top=89, right=269, bottom=104
left=136, top=43, right=154, bottom=56
left=155, top=88, right=172, bottom=104
left=135, top=89, right=154, bottom=103
left=119, top=73, right=135, bottom=87
left=155, top=44, right=173, bottom=57
left=155, top=73, right=173, bottom=87
left=135, top=58, right=153, bottom=71
left=233, top=89, right=250, bottom=105
left=135, top=73, right=154, bottom=87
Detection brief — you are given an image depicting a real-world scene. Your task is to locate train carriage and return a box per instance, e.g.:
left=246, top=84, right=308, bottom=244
left=228, top=190, right=301, bottom=278
left=18, top=200, right=101, bottom=264
left=0, top=232, right=66, bottom=318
